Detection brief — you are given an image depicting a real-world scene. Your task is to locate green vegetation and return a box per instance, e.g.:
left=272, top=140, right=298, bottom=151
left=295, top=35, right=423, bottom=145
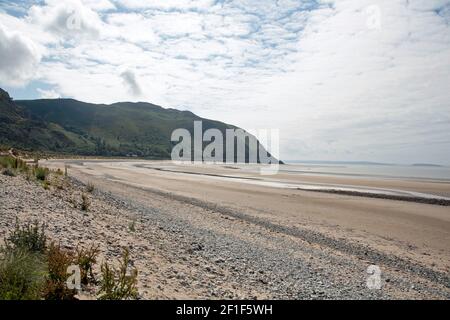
left=1, top=220, right=47, bottom=300
left=76, top=245, right=100, bottom=285
left=0, top=220, right=138, bottom=300
left=98, top=249, right=138, bottom=300
left=43, top=243, right=78, bottom=300
left=5, top=219, right=47, bottom=254
left=1, top=87, right=271, bottom=162
left=34, top=167, right=48, bottom=181
left=0, top=248, right=46, bottom=300
left=0, top=155, right=29, bottom=177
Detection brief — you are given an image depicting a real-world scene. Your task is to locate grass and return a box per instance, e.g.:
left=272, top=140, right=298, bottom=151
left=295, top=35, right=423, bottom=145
left=5, top=219, right=47, bottom=254
left=1, top=220, right=139, bottom=300
left=0, top=155, right=28, bottom=175
left=0, top=153, right=140, bottom=300
left=34, top=167, right=48, bottom=181
left=1, top=220, right=47, bottom=300
left=86, top=182, right=95, bottom=193
left=0, top=248, right=46, bottom=300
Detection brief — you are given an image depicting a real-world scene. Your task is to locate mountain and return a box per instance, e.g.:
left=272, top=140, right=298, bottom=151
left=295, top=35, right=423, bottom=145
left=1, top=88, right=277, bottom=162
left=0, top=88, right=84, bottom=153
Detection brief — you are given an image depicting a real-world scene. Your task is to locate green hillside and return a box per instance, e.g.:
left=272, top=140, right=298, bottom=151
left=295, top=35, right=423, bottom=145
left=0, top=88, right=91, bottom=153
left=1, top=88, right=276, bottom=162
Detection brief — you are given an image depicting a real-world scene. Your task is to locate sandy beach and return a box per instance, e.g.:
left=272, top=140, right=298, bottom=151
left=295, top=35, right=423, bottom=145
left=22, top=159, right=446, bottom=299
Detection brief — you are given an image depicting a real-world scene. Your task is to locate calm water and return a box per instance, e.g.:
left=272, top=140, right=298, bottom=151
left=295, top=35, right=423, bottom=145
left=283, top=161, right=450, bottom=181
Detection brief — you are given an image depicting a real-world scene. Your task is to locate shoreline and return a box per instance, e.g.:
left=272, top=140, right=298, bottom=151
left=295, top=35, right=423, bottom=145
left=2, top=157, right=449, bottom=299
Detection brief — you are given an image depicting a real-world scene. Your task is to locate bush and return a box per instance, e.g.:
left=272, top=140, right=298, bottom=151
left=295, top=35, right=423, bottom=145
left=5, top=219, right=47, bottom=254
left=42, top=243, right=77, bottom=300
left=98, top=249, right=138, bottom=300
left=76, top=244, right=100, bottom=285
left=0, top=156, right=16, bottom=169
left=0, top=248, right=46, bottom=300
left=34, top=167, right=48, bottom=181
left=0, top=156, right=28, bottom=173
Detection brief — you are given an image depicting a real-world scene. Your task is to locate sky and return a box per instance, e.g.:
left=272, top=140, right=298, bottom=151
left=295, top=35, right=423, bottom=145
left=0, top=0, right=449, bottom=164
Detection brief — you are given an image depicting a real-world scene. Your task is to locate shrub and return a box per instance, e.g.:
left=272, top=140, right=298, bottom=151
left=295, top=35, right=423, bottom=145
left=98, top=249, right=138, bottom=300
left=81, top=194, right=90, bottom=211
left=43, top=243, right=77, bottom=300
left=0, top=156, right=29, bottom=172
left=76, top=244, right=100, bottom=285
left=5, top=219, right=47, bottom=254
left=0, top=248, right=46, bottom=300
left=0, top=156, right=15, bottom=169
left=34, top=167, right=48, bottom=181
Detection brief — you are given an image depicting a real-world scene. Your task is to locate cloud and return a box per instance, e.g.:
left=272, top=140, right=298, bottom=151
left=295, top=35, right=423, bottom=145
left=81, top=0, right=116, bottom=11
left=0, top=24, right=41, bottom=87
left=0, top=0, right=449, bottom=163
left=114, top=0, right=215, bottom=11
left=120, top=70, right=142, bottom=96
left=37, top=87, right=61, bottom=98
left=28, top=0, right=103, bottom=39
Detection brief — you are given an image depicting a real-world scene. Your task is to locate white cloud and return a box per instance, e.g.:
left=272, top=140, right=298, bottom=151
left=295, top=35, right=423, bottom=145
left=37, top=87, right=61, bottom=98
left=0, top=0, right=449, bottom=163
left=28, top=0, right=103, bottom=39
left=114, top=0, right=215, bottom=11
left=0, top=24, right=41, bottom=87
left=81, top=0, right=116, bottom=11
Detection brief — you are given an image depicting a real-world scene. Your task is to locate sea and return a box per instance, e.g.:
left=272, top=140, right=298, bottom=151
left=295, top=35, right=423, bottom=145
left=282, top=161, right=450, bottom=181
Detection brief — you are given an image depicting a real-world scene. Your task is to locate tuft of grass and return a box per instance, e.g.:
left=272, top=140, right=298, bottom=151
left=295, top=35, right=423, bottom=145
left=86, top=182, right=95, bottom=193
left=98, top=249, right=138, bottom=300
left=81, top=194, right=90, bottom=211
left=0, top=248, right=46, bottom=300
left=0, top=156, right=28, bottom=174
left=0, top=156, right=16, bottom=169
left=34, top=167, right=48, bottom=182
left=5, top=219, right=47, bottom=254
